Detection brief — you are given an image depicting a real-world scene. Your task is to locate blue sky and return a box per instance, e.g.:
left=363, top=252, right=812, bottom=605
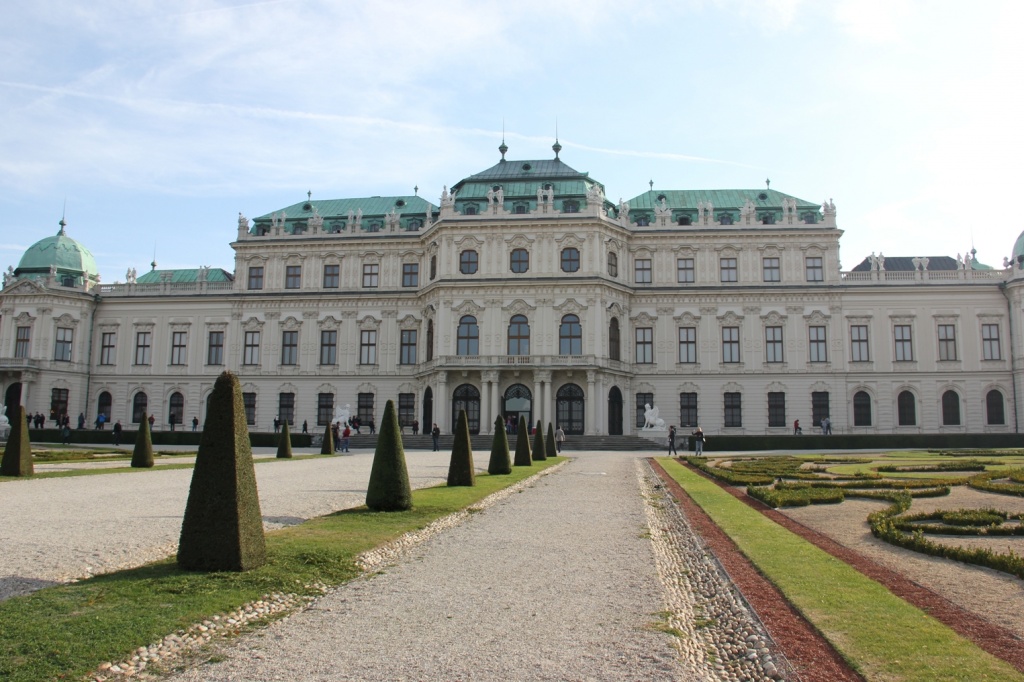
left=2, top=0, right=1022, bottom=281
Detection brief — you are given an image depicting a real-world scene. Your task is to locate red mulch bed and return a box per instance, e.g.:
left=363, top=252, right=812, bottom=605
left=652, top=458, right=1024, bottom=678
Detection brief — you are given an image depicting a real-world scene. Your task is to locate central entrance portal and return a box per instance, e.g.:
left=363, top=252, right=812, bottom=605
left=502, top=384, right=532, bottom=433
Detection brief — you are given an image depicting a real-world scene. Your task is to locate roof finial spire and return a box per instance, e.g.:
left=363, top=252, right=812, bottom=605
left=552, top=118, right=561, bottom=159
left=499, top=119, right=508, bottom=161
left=649, top=179, right=654, bottom=191
left=414, top=185, right=419, bottom=196
left=307, top=190, right=312, bottom=201
left=765, top=178, right=771, bottom=189
left=58, top=199, right=67, bottom=235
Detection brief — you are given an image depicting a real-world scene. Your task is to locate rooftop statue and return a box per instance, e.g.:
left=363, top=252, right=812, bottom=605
left=238, top=212, right=249, bottom=231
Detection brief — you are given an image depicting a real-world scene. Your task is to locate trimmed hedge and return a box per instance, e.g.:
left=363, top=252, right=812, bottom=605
left=131, top=414, right=154, bottom=468
left=1, top=406, right=33, bottom=477
left=513, top=415, right=532, bottom=466
left=447, top=409, right=475, bottom=487
left=545, top=422, right=557, bottom=459
left=968, top=469, right=1024, bottom=497
left=365, top=400, right=412, bottom=511
left=747, top=485, right=845, bottom=508
left=276, top=421, right=293, bottom=459
left=531, top=420, right=546, bottom=461
left=487, top=415, right=512, bottom=475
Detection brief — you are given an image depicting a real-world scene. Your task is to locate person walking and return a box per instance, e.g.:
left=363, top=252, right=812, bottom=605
left=368, top=418, right=376, bottom=435
left=61, top=422, right=71, bottom=445
left=302, top=419, right=308, bottom=434
left=412, top=419, right=419, bottom=435
left=341, top=425, right=351, bottom=453
left=823, top=416, right=832, bottom=435
left=112, top=420, right=123, bottom=446
left=192, top=416, right=199, bottom=431
left=273, top=416, right=280, bottom=434
left=431, top=423, right=440, bottom=451
left=793, top=419, right=801, bottom=435
left=168, top=413, right=176, bottom=431
left=667, top=425, right=678, bottom=455
left=691, top=425, right=705, bottom=456
left=554, top=426, right=565, bottom=453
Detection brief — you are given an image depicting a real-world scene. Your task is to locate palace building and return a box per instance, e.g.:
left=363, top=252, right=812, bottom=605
left=1, top=141, right=1022, bottom=437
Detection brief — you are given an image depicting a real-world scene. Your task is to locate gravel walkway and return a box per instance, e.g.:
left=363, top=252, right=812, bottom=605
left=155, top=453, right=789, bottom=682
left=0, top=449, right=455, bottom=601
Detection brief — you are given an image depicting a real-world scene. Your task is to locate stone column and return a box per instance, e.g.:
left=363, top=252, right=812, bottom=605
left=436, top=371, right=448, bottom=434
left=586, top=369, right=597, bottom=435
left=536, top=369, right=552, bottom=427
left=480, top=373, right=492, bottom=434
left=532, top=373, right=542, bottom=428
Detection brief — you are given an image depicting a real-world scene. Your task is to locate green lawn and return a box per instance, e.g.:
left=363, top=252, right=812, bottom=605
left=657, top=457, right=1021, bottom=682
left=0, top=458, right=564, bottom=681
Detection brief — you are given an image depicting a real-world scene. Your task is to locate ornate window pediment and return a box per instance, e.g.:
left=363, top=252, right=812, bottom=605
left=715, top=244, right=740, bottom=257
left=805, top=310, right=830, bottom=325
left=246, top=255, right=268, bottom=265
left=677, top=381, right=699, bottom=394
left=635, top=381, right=656, bottom=394
left=454, top=300, right=485, bottom=316
left=718, top=311, right=744, bottom=326
left=810, top=381, right=830, bottom=392
left=318, top=315, right=340, bottom=330
left=557, top=233, right=585, bottom=249
left=278, top=382, right=299, bottom=394
left=506, top=234, right=534, bottom=249
left=767, top=381, right=786, bottom=393
left=14, top=311, right=37, bottom=325
left=672, top=245, right=698, bottom=257
left=759, top=244, right=783, bottom=257
left=55, top=313, right=79, bottom=327
left=357, top=381, right=376, bottom=394
left=629, top=246, right=653, bottom=258
left=503, top=299, right=536, bottom=316
left=241, top=382, right=258, bottom=393
left=316, top=383, right=336, bottom=394
left=358, top=315, right=381, bottom=330
left=281, top=316, right=302, bottom=331
left=242, top=316, right=264, bottom=331
left=284, top=253, right=306, bottom=266
left=454, top=235, right=484, bottom=249
left=801, top=244, right=825, bottom=257
left=632, top=312, right=657, bottom=326
left=554, top=298, right=586, bottom=315
left=761, top=311, right=786, bottom=326
left=607, top=302, right=627, bottom=317
left=399, top=315, right=420, bottom=329
left=674, top=311, right=700, bottom=325
left=723, top=382, right=743, bottom=393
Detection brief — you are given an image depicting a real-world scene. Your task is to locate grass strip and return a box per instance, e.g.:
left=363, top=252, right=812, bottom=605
left=0, top=458, right=564, bottom=681
left=656, top=457, right=1021, bottom=682
left=0, top=454, right=334, bottom=481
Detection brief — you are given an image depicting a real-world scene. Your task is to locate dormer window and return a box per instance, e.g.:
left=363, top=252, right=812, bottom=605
left=563, top=200, right=580, bottom=214
left=367, top=221, right=381, bottom=232
left=635, top=215, right=650, bottom=227
left=677, top=216, right=692, bottom=226
left=719, top=213, right=734, bottom=226
left=760, top=213, right=775, bottom=225
left=801, top=212, right=818, bottom=224
left=407, top=219, right=422, bottom=231
left=514, top=203, right=528, bottom=214
left=464, top=204, right=478, bottom=215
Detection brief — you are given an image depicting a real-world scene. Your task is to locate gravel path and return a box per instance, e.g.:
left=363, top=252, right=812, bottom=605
left=0, top=449, right=456, bottom=601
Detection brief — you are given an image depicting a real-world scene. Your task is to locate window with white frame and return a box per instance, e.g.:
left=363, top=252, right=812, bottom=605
left=243, top=331, right=260, bottom=365
left=762, top=257, right=780, bottom=282
left=360, top=329, right=377, bottom=365
left=765, top=326, right=783, bottom=363
left=722, top=326, right=740, bottom=363
left=362, top=263, right=379, bottom=288
left=724, top=392, right=742, bottom=427
left=634, top=258, right=652, bottom=284
left=809, top=326, right=827, bottom=362
left=281, top=330, right=298, bottom=365
left=937, top=324, right=957, bottom=361
left=170, top=331, right=188, bottom=365
left=677, top=258, right=694, bottom=283
left=720, top=257, right=737, bottom=283
left=320, top=329, right=337, bottom=365
left=54, top=327, right=73, bottom=362
left=678, top=327, right=696, bottom=363
left=285, top=265, right=301, bottom=289
left=894, top=324, right=913, bottom=361
left=207, top=331, right=224, bottom=365
left=400, top=329, right=418, bottom=365
left=805, top=256, right=823, bottom=282
left=100, top=332, right=116, bottom=365
left=134, top=331, right=151, bottom=365
left=323, top=264, right=339, bottom=288
left=15, top=326, right=30, bottom=358
left=982, top=324, right=1001, bottom=360
left=850, top=325, right=869, bottom=362
left=635, top=327, right=654, bottom=363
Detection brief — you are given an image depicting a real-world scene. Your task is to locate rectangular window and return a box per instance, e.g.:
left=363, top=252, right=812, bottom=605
left=678, top=327, right=696, bottom=363
left=207, top=331, right=224, bottom=365
left=677, top=258, right=695, bottom=283
left=982, top=324, right=1002, bottom=360
left=285, top=265, right=301, bottom=289
left=894, top=324, right=913, bottom=361
left=762, top=257, right=780, bottom=282
left=720, top=257, right=737, bottom=283
left=320, top=330, right=337, bottom=365
left=360, top=329, right=377, bottom=365
left=805, top=257, right=823, bottom=282
left=54, top=327, right=73, bottom=362
left=281, top=330, right=298, bottom=365
left=398, top=393, right=415, bottom=429
left=679, top=392, right=698, bottom=428
left=765, top=326, right=784, bottom=363
left=850, top=325, right=869, bottom=362
left=317, top=393, right=334, bottom=426
left=811, top=391, right=830, bottom=426
left=170, top=331, right=188, bottom=365
left=99, top=332, right=116, bottom=365
left=402, top=263, right=419, bottom=287
left=937, top=324, right=957, bottom=361
left=636, top=392, right=654, bottom=428
left=362, top=263, right=379, bottom=288
left=51, top=388, right=69, bottom=423
left=243, top=392, right=256, bottom=425
left=635, top=327, right=654, bottom=364
left=400, top=329, right=418, bottom=365
left=722, top=326, right=740, bottom=363
left=247, top=266, right=264, bottom=290
left=724, top=392, right=742, bottom=427
left=322, top=264, right=339, bottom=289
left=278, top=392, right=295, bottom=425
left=243, top=331, right=261, bottom=365
left=767, top=392, right=786, bottom=427
left=14, top=326, right=30, bottom=358
left=634, top=258, right=652, bottom=284
left=809, top=326, right=827, bottom=362
left=358, top=392, right=374, bottom=426
left=134, top=331, right=151, bottom=365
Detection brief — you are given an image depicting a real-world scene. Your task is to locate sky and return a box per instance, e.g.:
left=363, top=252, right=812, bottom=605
left=2, top=0, right=1023, bottom=282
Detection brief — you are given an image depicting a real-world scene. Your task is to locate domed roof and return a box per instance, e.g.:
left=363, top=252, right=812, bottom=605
left=1013, top=230, right=1024, bottom=262
left=16, top=221, right=99, bottom=283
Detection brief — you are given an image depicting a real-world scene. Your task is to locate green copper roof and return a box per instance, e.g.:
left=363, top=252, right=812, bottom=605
left=1013, top=231, right=1024, bottom=262
left=16, top=225, right=99, bottom=281
left=456, top=158, right=591, bottom=184
left=135, top=268, right=234, bottom=284
left=625, top=189, right=820, bottom=212
left=256, top=196, right=436, bottom=222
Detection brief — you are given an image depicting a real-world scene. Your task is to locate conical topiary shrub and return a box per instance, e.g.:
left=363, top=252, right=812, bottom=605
left=131, top=413, right=154, bottom=468
left=447, top=409, right=475, bottom=487
left=488, top=414, right=512, bottom=475
left=178, top=371, right=266, bottom=572
left=321, top=421, right=334, bottom=455
left=513, top=414, right=532, bottom=466
left=277, top=420, right=293, bottom=459
left=1, top=406, right=33, bottom=477
left=366, top=399, right=412, bottom=511
left=532, top=420, right=546, bottom=461
left=546, top=422, right=558, bottom=459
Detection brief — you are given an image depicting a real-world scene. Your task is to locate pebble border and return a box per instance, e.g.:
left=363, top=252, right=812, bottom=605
left=85, top=462, right=568, bottom=681
left=637, top=459, right=794, bottom=681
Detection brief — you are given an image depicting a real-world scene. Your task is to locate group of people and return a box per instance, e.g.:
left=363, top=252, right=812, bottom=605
left=666, top=425, right=705, bottom=456
left=330, top=421, right=352, bottom=453
left=793, top=417, right=832, bottom=435
left=27, top=411, right=56, bottom=429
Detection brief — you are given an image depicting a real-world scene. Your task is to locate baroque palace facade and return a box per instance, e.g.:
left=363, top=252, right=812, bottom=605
left=2, top=142, right=1022, bottom=437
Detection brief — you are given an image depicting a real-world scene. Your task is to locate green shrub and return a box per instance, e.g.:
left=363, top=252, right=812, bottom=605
left=545, top=422, right=557, bottom=459
left=748, top=485, right=844, bottom=508
left=177, top=371, right=267, bottom=572
left=320, top=422, right=334, bottom=455
left=876, top=460, right=989, bottom=473
left=487, top=415, right=512, bottom=475
left=532, top=420, right=546, bottom=461
left=513, top=415, right=531, bottom=466
left=1, top=406, right=33, bottom=477
left=276, top=421, right=293, bottom=458
left=365, top=400, right=412, bottom=511
left=131, top=414, right=154, bottom=468
left=685, top=456, right=773, bottom=485
left=968, top=469, right=1024, bottom=497
left=447, top=409, right=475, bottom=487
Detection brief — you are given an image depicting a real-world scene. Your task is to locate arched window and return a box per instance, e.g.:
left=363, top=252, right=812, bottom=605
left=97, top=391, right=112, bottom=421
left=426, top=319, right=434, bottom=362
left=897, top=390, right=916, bottom=426
left=452, top=384, right=481, bottom=434
left=987, top=389, right=1006, bottom=425
left=169, top=392, right=184, bottom=427
left=507, top=315, right=530, bottom=356
left=556, top=383, right=585, bottom=435
left=635, top=215, right=650, bottom=227
left=719, top=213, right=734, bottom=226
left=132, top=392, right=148, bottom=424
left=429, top=255, right=437, bottom=280
left=853, top=391, right=872, bottom=426
left=463, top=204, right=478, bottom=215
left=560, top=314, right=582, bottom=355
left=941, top=390, right=961, bottom=426
left=607, top=251, right=618, bottom=277
left=457, top=316, right=479, bottom=356
left=609, top=318, right=620, bottom=361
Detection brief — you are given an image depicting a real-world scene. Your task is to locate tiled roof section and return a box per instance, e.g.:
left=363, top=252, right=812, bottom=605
left=850, top=256, right=959, bottom=272
left=136, top=268, right=234, bottom=284
left=458, top=158, right=589, bottom=183
left=256, top=195, right=437, bottom=221
left=625, top=189, right=820, bottom=211
left=453, top=179, right=595, bottom=200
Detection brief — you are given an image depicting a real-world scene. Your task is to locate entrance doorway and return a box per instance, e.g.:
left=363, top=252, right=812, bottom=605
left=422, top=387, right=433, bottom=433
left=451, top=384, right=480, bottom=434
left=502, top=383, right=532, bottom=433
left=608, top=386, right=623, bottom=435
left=556, top=383, right=585, bottom=435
